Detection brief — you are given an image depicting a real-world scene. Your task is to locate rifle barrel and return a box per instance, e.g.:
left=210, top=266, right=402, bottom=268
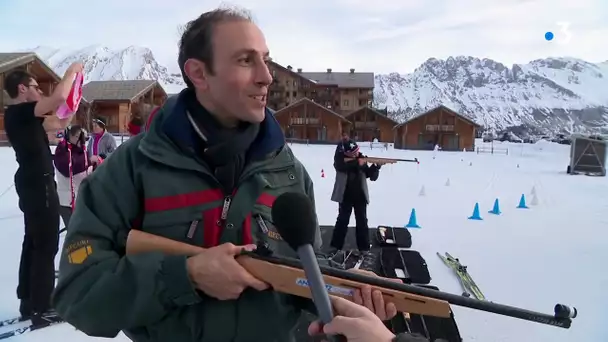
left=247, top=252, right=574, bottom=329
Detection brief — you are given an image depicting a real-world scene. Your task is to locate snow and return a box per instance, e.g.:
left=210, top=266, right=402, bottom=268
left=0, top=139, right=606, bottom=341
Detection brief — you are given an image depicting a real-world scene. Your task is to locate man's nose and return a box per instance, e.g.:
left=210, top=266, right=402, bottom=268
left=255, top=63, right=273, bottom=86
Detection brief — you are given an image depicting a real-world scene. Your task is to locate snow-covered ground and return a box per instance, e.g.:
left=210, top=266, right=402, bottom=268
left=0, top=139, right=605, bottom=341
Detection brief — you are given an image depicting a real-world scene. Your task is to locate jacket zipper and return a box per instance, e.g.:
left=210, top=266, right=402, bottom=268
left=255, top=214, right=269, bottom=234
left=186, top=220, right=199, bottom=239
left=219, top=196, right=232, bottom=226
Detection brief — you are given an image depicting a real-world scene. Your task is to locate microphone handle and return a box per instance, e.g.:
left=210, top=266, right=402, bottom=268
left=297, top=244, right=347, bottom=342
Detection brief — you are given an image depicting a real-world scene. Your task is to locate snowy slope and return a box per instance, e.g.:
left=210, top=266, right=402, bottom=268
left=30, top=45, right=185, bottom=94
left=374, top=56, right=608, bottom=134
left=0, top=140, right=605, bottom=341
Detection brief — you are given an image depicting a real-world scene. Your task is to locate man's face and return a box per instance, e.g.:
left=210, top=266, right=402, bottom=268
left=18, top=78, right=42, bottom=102
left=195, top=20, right=273, bottom=124
left=342, top=133, right=349, bottom=141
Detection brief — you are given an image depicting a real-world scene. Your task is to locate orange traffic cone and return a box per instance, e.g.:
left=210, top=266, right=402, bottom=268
left=321, top=169, right=325, bottom=178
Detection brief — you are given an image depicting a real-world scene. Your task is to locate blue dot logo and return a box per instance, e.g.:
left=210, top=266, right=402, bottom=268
left=545, top=31, right=554, bottom=41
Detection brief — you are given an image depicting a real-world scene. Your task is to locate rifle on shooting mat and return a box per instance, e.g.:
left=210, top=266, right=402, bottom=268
left=125, top=230, right=577, bottom=329
left=344, top=156, right=419, bottom=165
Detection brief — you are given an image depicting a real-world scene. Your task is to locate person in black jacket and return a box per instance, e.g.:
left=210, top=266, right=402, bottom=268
left=329, top=135, right=381, bottom=257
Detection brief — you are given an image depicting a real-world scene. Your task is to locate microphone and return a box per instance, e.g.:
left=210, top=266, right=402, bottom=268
left=272, top=192, right=345, bottom=341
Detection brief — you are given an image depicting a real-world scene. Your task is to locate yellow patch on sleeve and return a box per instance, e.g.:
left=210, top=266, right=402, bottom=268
left=67, top=244, right=93, bottom=264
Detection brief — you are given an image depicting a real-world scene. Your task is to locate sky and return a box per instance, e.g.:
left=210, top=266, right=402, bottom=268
left=0, top=0, right=606, bottom=74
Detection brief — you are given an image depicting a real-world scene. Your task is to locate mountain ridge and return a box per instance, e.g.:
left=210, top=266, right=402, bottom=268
left=27, top=45, right=608, bottom=134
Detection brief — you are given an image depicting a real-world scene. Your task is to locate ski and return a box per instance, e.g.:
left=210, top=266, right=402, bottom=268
left=0, top=320, right=64, bottom=340
left=443, top=252, right=486, bottom=300
left=437, top=252, right=471, bottom=298
left=0, top=316, right=26, bottom=328
left=437, top=252, right=486, bottom=300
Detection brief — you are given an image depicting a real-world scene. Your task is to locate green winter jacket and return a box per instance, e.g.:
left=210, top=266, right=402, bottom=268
left=53, top=92, right=321, bottom=342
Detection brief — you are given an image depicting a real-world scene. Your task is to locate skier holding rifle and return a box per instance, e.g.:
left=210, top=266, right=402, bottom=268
left=3, top=61, right=83, bottom=328
left=329, top=134, right=381, bottom=258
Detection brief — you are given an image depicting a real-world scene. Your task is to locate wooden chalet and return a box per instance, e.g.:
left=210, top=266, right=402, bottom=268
left=393, top=105, right=481, bottom=151
left=343, top=106, right=398, bottom=142
left=0, top=52, right=61, bottom=144
left=80, top=80, right=167, bottom=134
left=267, top=61, right=374, bottom=115
left=273, top=97, right=351, bottom=143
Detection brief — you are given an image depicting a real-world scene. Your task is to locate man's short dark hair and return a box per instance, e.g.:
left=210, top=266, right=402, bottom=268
left=4, top=70, right=36, bottom=99
left=177, top=6, right=253, bottom=89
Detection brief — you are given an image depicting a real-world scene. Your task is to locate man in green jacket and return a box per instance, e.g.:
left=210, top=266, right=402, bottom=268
left=53, top=7, right=401, bottom=342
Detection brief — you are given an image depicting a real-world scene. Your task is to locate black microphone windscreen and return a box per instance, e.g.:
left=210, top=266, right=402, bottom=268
left=271, top=192, right=317, bottom=250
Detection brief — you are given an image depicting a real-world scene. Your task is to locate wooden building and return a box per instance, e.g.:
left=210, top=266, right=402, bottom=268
left=0, top=52, right=61, bottom=144
left=343, top=106, right=398, bottom=142
left=80, top=80, right=167, bottom=134
left=267, top=61, right=374, bottom=115
left=393, top=105, right=481, bottom=151
left=273, top=97, right=352, bottom=143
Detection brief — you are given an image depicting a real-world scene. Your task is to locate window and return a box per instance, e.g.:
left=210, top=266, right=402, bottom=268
left=293, top=80, right=297, bottom=87
left=343, top=100, right=349, bottom=107
left=292, top=91, right=297, bottom=97
left=285, top=92, right=289, bottom=98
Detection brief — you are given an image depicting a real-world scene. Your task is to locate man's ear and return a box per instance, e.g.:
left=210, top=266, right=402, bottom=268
left=184, top=59, right=209, bottom=90
left=17, top=84, right=28, bottom=95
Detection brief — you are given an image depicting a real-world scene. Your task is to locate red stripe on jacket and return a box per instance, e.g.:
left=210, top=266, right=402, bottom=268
left=141, top=191, right=277, bottom=247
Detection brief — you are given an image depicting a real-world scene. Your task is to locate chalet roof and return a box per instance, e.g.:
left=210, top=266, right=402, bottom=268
left=344, top=106, right=398, bottom=125
left=394, top=105, right=481, bottom=129
left=269, top=61, right=316, bottom=86
left=1, top=52, right=61, bottom=107
left=82, top=80, right=163, bottom=102
left=274, top=97, right=351, bottom=123
left=0, top=52, right=60, bottom=80
left=299, top=71, right=374, bottom=89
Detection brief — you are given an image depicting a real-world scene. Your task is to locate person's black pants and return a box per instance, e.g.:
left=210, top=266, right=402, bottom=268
left=330, top=201, right=370, bottom=251
left=59, top=205, right=72, bottom=230
left=14, top=174, right=60, bottom=315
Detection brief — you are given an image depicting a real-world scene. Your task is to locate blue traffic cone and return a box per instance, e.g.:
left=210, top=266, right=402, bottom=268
left=468, top=203, right=483, bottom=220
left=405, top=208, right=421, bottom=228
left=517, top=194, right=529, bottom=209
left=488, top=198, right=501, bottom=215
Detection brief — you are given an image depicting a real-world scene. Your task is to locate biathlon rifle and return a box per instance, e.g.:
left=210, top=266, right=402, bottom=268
left=125, top=230, right=576, bottom=328
left=344, top=156, right=419, bottom=165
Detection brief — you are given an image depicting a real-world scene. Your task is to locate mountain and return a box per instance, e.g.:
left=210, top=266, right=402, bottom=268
left=29, top=45, right=608, bottom=134
left=31, top=45, right=186, bottom=94
left=373, top=56, right=608, bottom=135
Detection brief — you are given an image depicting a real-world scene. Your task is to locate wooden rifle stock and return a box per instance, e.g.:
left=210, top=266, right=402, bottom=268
left=125, top=230, right=452, bottom=318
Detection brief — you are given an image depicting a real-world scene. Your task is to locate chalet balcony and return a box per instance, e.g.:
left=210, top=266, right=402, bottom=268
left=289, top=117, right=320, bottom=125
left=425, top=124, right=454, bottom=132
left=354, top=121, right=378, bottom=129
left=310, top=93, right=333, bottom=103
left=269, top=82, right=285, bottom=92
